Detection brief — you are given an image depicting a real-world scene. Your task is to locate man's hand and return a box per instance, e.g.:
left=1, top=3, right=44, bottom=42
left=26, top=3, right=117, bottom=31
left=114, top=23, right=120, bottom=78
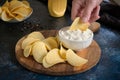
left=71, top=0, right=102, bottom=23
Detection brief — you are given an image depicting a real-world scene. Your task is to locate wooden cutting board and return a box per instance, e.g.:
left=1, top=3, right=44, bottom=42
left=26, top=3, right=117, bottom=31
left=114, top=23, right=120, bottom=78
left=15, top=30, right=101, bottom=76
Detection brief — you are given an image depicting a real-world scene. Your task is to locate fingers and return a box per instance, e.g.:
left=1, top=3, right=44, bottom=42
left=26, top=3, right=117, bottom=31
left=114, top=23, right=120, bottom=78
left=80, top=3, right=95, bottom=22
left=71, top=0, right=101, bottom=23
left=71, top=0, right=81, bottom=20
left=89, top=6, right=100, bottom=23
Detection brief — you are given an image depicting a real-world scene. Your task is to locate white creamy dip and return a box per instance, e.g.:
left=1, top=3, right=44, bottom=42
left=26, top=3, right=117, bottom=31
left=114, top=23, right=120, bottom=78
left=60, top=29, right=92, bottom=41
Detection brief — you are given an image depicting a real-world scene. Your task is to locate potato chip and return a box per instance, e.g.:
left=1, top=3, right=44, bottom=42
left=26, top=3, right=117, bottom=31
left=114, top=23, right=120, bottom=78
left=43, top=37, right=58, bottom=50
left=22, top=37, right=39, bottom=49
left=69, top=17, right=90, bottom=31
left=22, top=1, right=30, bottom=7
left=23, top=44, right=33, bottom=57
left=66, top=49, right=88, bottom=66
left=27, top=32, right=45, bottom=41
left=9, top=0, right=29, bottom=12
left=1, top=10, right=12, bottom=21
left=59, top=43, right=67, bottom=59
left=42, top=56, right=53, bottom=68
left=45, top=49, right=65, bottom=65
left=56, top=35, right=60, bottom=45
left=2, top=7, right=15, bottom=18
left=12, top=7, right=31, bottom=17
left=32, top=41, right=47, bottom=63
left=14, top=14, right=25, bottom=21
left=2, top=1, right=9, bottom=7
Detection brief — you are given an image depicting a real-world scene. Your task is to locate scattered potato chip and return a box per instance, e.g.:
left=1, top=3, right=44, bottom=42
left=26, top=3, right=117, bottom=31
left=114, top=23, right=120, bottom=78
left=59, top=43, right=67, bottom=59
left=66, top=49, right=88, bottom=66
left=69, top=17, right=90, bottom=31
left=27, top=32, right=45, bottom=40
left=23, top=44, right=33, bottom=57
left=45, top=49, right=65, bottom=65
left=32, top=41, right=47, bottom=63
left=42, top=56, right=53, bottom=68
left=56, top=35, right=60, bottom=45
left=22, top=37, right=39, bottom=49
left=43, top=37, right=58, bottom=50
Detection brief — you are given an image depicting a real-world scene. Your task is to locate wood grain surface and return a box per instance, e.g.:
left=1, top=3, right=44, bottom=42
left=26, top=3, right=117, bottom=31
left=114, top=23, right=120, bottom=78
left=15, top=30, right=101, bottom=76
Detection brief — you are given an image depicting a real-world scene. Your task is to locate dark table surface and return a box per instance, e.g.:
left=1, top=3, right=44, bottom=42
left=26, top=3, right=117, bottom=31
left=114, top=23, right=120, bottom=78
left=0, top=0, right=120, bottom=80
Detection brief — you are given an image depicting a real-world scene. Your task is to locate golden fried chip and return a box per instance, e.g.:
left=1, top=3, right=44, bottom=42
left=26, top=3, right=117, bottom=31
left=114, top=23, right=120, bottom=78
left=23, top=44, right=33, bottom=57
left=27, top=32, right=45, bottom=41
left=22, top=37, right=39, bottom=49
left=42, top=56, right=53, bottom=68
left=69, top=17, right=90, bottom=31
left=12, top=7, right=31, bottom=17
left=66, top=49, right=88, bottom=66
left=9, top=0, right=29, bottom=11
left=43, top=37, right=58, bottom=50
left=2, top=1, right=9, bottom=7
left=14, top=14, right=25, bottom=21
left=2, top=7, right=15, bottom=18
left=1, top=10, right=12, bottom=21
left=32, top=41, right=47, bottom=63
left=22, top=1, right=30, bottom=7
left=59, top=44, right=67, bottom=59
left=45, top=49, right=65, bottom=65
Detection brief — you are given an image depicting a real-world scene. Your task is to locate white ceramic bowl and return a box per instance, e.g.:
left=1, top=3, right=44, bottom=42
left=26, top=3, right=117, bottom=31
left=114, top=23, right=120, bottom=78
left=58, top=27, right=93, bottom=51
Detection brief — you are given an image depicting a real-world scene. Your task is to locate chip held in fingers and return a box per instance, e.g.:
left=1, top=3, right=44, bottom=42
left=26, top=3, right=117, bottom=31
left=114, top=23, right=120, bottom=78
left=69, top=17, right=90, bottom=31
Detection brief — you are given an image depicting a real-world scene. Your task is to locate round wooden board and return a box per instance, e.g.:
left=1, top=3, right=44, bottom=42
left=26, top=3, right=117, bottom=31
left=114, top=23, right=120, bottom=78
left=15, top=30, right=101, bottom=76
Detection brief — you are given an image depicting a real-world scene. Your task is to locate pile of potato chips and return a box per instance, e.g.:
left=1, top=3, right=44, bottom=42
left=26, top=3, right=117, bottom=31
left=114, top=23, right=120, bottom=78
left=0, top=0, right=32, bottom=22
left=21, top=31, right=88, bottom=68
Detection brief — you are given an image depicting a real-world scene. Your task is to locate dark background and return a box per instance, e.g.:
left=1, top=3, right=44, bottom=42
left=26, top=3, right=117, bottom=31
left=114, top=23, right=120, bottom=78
left=0, top=0, right=120, bottom=80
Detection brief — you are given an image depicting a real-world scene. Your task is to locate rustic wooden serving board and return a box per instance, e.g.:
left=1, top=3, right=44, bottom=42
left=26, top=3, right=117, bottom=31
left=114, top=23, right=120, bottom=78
left=15, top=30, right=101, bottom=76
